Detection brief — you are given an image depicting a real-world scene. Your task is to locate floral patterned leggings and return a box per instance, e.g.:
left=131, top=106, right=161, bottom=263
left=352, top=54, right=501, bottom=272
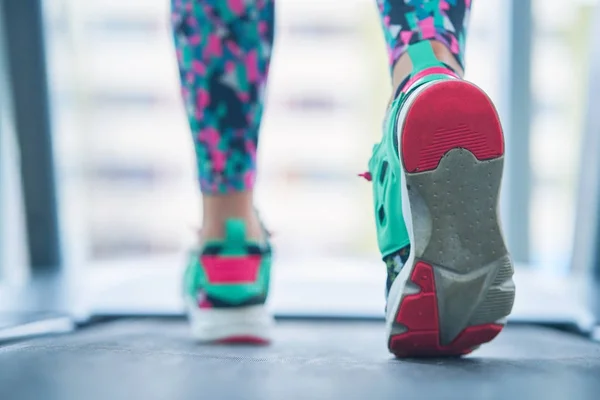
left=171, top=0, right=471, bottom=194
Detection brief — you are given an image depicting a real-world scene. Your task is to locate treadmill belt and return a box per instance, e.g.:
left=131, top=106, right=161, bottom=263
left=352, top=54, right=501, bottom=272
left=1, top=319, right=599, bottom=400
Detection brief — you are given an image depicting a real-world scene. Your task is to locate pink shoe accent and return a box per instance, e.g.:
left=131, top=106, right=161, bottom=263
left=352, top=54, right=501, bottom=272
left=197, top=291, right=213, bottom=309
left=358, top=172, right=372, bottom=182
left=216, top=336, right=270, bottom=345
left=202, top=255, right=262, bottom=284
left=390, top=262, right=504, bottom=357
left=402, top=67, right=458, bottom=94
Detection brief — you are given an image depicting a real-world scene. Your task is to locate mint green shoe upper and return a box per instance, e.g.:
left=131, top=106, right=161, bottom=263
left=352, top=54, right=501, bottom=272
left=184, top=219, right=271, bottom=308
left=368, top=41, right=458, bottom=259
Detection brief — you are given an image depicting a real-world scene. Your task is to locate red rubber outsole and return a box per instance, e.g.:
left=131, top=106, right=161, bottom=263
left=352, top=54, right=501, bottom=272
left=215, top=336, right=270, bottom=345
left=401, top=80, right=504, bottom=174
left=389, top=262, right=503, bottom=358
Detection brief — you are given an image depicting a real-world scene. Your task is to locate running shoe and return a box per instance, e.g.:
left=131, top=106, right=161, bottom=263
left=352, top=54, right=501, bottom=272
left=366, top=40, right=516, bottom=357
left=184, top=219, right=273, bottom=343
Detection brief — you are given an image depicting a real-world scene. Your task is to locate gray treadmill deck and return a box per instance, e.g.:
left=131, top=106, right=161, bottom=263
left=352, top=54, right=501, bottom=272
left=1, top=319, right=599, bottom=400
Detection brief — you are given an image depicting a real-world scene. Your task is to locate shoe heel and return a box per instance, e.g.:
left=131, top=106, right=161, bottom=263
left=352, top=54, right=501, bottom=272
left=187, top=301, right=273, bottom=344
left=388, top=80, right=515, bottom=357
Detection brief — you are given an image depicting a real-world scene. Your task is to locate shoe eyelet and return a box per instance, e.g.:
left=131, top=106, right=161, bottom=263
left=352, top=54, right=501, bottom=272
left=378, top=205, right=386, bottom=226
left=379, top=161, right=389, bottom=183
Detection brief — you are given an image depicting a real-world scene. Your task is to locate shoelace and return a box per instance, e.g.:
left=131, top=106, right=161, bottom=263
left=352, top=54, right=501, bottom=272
left=358, top=172, right=372, bottom=182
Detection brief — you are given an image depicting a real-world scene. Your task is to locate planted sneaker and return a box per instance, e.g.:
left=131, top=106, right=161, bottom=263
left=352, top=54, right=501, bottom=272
left=367, top=40, right=516, bottom=357
left=184, top=219, right=273, bottom=343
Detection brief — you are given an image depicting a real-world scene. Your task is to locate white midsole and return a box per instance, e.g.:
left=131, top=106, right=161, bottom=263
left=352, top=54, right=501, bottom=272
left=186, top=299, right=274, bottom=342
left=384, top=80, right=440, bottom=339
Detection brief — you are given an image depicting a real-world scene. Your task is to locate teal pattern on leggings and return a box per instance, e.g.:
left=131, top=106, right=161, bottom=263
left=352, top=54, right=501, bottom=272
left=171, top=0, right=470, bottom=194
left=377, top=0, right=472, bottom=71
left=171, top=0, right=275, bottom=194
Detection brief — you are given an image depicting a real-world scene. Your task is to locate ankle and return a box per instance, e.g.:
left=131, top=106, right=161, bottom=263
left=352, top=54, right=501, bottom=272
left=390, top=40, right=464, bottom=100
left=429, top=41, right=464, bottom=77
left=201, top=192, right=263, bottom=241
left=202, top=216, right=263, bottom=242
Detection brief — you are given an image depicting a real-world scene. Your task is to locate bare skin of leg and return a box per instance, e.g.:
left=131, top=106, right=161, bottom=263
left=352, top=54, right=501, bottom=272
left=389, top=40, right=465, bottom=103
left=201, top=192, right=263, bottom=241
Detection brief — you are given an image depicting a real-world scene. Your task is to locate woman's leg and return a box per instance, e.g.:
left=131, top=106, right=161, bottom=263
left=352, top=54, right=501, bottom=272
left=171, top=0, right=276, bottom=343
left=377, top=0, right=469, bottom=93
left=368, top=0, right=515, bottom=357
left=172, top=0, right=275, bottom=240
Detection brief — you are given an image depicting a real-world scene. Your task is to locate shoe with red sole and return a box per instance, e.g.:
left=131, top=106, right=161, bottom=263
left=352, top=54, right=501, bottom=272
left=365, top=40, right=516, bottom=357
left=184, top=219, right=273, bottom=344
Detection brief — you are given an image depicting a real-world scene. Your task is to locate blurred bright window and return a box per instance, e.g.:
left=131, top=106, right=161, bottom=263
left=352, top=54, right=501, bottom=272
left=40, top=0, right=595, bottom=282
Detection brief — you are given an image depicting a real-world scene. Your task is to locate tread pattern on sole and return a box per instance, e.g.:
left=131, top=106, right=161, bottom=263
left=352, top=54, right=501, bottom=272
left=390, top=262, right=503, bottom=358
left=388, top=78, right=512, bottom=357
left=401, top=80, right=504, bottom=174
